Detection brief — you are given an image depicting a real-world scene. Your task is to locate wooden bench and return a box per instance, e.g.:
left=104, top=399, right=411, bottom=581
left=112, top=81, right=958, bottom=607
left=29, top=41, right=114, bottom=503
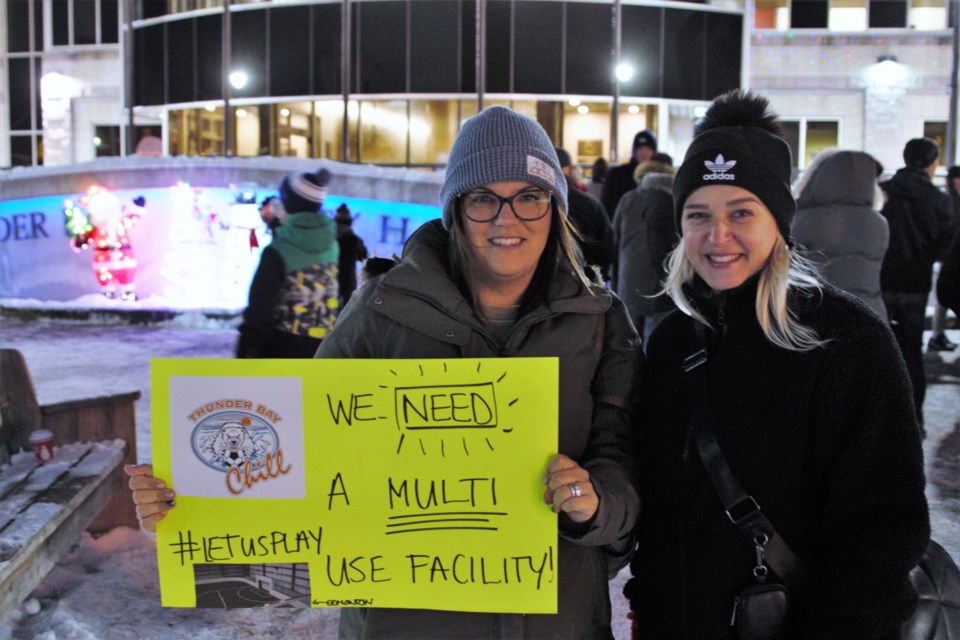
left=0, top=348, right=140, bottom=532
left=0, top=348, right=140, bottom=618
left=0, top=439, right=124, bottom=621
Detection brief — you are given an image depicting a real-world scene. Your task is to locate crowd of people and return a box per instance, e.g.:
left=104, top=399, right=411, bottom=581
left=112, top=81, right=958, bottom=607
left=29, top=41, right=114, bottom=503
left=127, top=88, right=959, bottom=638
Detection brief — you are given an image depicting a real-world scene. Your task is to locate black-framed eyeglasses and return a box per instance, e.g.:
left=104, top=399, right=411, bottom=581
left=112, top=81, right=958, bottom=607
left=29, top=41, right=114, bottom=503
left=459, top=189, right=553, bottom=223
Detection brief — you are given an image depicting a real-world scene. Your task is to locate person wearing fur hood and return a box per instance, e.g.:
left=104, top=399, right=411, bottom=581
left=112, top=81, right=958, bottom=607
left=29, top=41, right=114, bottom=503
left=611, top=158, right=679, bottom=345
left=625, top=90, right=929, bottom=638
left=791, top=148, right=890, bottom=321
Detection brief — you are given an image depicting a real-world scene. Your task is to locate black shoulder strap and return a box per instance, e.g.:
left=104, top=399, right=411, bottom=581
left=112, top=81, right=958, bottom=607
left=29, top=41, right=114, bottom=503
left=684, top=321, right=807, bottom=588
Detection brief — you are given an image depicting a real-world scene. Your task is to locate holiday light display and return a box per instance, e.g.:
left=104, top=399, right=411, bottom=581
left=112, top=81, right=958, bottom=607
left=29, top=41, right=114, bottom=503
left=64, top=185, right=146, bottom=300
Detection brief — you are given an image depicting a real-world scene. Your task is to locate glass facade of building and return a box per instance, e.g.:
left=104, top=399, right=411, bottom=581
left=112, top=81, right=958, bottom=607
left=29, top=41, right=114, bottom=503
left=130, top=0, right=745, bottom=166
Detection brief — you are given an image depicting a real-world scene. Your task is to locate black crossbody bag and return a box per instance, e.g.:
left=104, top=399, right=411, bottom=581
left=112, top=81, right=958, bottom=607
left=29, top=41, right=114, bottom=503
left=683, top=322, right=960, bottom=640
left=683, top=324, right=797, bottom=640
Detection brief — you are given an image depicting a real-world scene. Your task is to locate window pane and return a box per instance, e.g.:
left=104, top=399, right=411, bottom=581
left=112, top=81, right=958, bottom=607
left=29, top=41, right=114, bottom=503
left=10, top=135, right=34, bottom=166
left=460, top=1, right=477, bottom=95
left=663, top=10, right=705, bottom=100
left=410, top=100, right=460, bottom=165
left=231, top=9, right=266, bottom=97
left=196, top=15, right=223, bottom=101
left=514, top=1, right=562, bottom=94
left=75, top=0, right=97, bottom=45
left=9, top=58, right=33, bottom=131
left=34, top=56, right=42, bottom=129
left=705, top=12, right=742, bottom=98
left=566, top=3, right=612, bottom=96
left=8, top=0, right=31, bottom=52
left=486, top=0, right=512, bottom=94
left=623, top=5, right=663, bottom=98
left=870, top=0, right=908, bottom=26
left=94, top=125, right=122, bottom=157
left=134, top=23, right=166, bottom=105
left=102, top=0, right=119, bottom=43
left=356, top=2, right=406, bottom=94
left=791, top=0, right=829, bottom=27
left=312, top=4, right=342, bottom=95
left=168, top=109, right=191, bottom=156
left=781, top=120, right=801, bottom=170
left=234, top=106, right=261, bottom=157
left=909, top=4, right=946, bottom=30
left=805, top=121, right=839, bottom=166
left=359, top=100, right=407, bottom=164
left=53, top=0, right=69, bottom=45
left=34, top=0, right=44, bottom=49
left=269, top=6, right=311, bottom=97
left=410, top=1, right=462, bottom=93
left=198, top=109, right=224, bottom=156
left=274, top=103, right=309, bottom=158
left=755, top=0, right=788, bottom=29
left=314, top=100, right=346, bottom=160
left=923, top=122, right=947, bottom=165
left=168, top=20, right=195, bottom=103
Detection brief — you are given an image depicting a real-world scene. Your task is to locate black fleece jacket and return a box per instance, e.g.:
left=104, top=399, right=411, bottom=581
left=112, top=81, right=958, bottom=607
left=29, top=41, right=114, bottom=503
left=628, top=278, right=929, bottom=639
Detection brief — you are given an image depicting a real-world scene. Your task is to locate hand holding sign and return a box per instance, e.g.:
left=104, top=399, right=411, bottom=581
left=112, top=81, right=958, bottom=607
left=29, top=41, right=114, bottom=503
left=543, top=454, right=598, bottom=523
left=125, top=463, right=176, bottom=532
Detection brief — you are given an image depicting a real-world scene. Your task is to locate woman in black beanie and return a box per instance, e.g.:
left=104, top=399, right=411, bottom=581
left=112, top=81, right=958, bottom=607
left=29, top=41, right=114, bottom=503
left=626, top=89, right=929, bottom=638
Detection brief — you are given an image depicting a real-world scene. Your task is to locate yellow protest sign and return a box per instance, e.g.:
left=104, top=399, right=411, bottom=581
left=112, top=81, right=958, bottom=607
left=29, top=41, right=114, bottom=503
left=151, top=357, right=559, bottom=613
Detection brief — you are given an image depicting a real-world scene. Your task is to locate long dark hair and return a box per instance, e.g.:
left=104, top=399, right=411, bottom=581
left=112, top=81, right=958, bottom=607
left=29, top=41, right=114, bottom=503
left=447, top=199, right=592, bottom=319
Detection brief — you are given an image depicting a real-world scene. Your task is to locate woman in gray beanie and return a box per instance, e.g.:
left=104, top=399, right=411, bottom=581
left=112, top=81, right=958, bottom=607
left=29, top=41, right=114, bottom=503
left=626, top=89, right=929, bottom=638
left=325, top=105, right=640, bottom=638
left=127, top=106, right=641, bottom=639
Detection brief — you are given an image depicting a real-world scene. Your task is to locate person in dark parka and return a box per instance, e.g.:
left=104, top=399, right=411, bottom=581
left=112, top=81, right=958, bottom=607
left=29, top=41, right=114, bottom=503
left=935, top=165, right=960, bottom=317
left=626, top=89, right=929, bottom=639
left=555, top=146, right=616, bottom=281
left=879, top=137, right=954, bottom=428
left=333, top=203, right=369, bottom=306
left=601, top=129, right=657, bottom=219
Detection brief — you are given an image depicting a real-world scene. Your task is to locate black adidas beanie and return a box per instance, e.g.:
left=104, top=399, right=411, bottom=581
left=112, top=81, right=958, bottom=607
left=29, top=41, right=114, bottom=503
left=672, top=90, right=796, bottom=242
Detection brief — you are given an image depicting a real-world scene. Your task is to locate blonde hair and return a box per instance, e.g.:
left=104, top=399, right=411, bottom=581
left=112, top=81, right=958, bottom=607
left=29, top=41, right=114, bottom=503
left=662, top=235, right=827, bottom=351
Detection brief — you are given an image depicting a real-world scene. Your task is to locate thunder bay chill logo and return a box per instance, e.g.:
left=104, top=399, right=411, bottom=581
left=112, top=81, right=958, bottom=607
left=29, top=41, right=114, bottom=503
left=702, top=154, right=737, bottom=181
left=190, top=403, right=290, bottom=495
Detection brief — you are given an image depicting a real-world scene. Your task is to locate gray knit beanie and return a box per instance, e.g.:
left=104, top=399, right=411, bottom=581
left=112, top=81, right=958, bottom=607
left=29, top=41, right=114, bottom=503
left=439, top=106, right=567, bottom=229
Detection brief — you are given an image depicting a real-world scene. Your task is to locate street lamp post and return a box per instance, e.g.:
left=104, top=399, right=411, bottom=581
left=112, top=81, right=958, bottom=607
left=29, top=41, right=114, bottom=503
left=222, top=0, right=234, bottom=157
left=611, top=0, right=622, bottom=164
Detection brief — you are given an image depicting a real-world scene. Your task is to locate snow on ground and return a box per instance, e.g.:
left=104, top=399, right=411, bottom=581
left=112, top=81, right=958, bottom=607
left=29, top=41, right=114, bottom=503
left=0, top=315, right=956, bottom=639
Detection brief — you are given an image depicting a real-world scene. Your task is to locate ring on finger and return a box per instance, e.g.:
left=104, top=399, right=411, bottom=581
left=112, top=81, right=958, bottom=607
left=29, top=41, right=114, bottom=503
left=569, top=482, right=582, bottom=498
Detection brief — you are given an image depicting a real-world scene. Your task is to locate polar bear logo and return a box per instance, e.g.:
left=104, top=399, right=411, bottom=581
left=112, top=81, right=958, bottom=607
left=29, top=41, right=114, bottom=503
left=211, top=420, right=256, bottom=470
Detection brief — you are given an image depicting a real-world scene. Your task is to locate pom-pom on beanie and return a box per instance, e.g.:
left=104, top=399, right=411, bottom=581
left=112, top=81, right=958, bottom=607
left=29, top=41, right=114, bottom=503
left=279, top=168, right=332, bottom=214
left=672, top=89, right=796, bottom=242
left=903, top=137, right=940, bottom=170
left=439, top=106, right=567, bottom=230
